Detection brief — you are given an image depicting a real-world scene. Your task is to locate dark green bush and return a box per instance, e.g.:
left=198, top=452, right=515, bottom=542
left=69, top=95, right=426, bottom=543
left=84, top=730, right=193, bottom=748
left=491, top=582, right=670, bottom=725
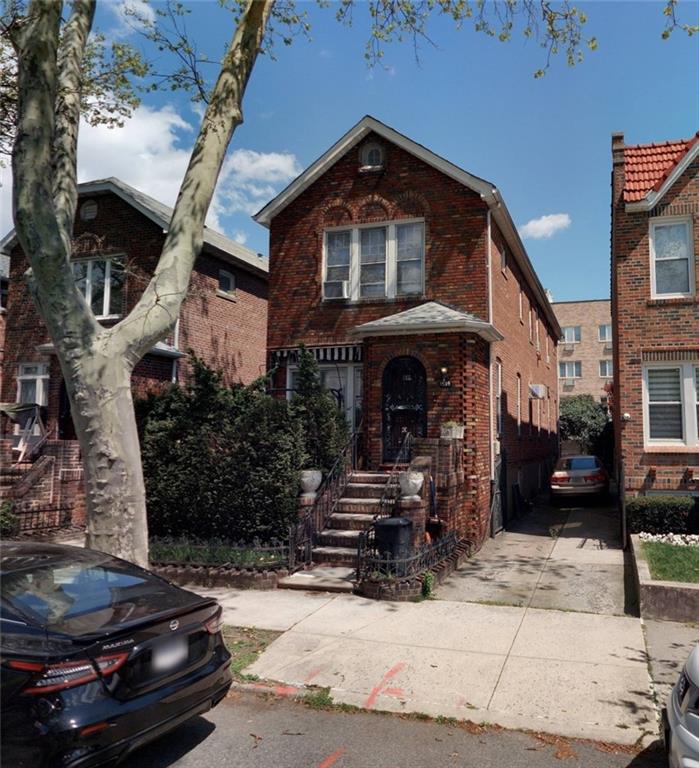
left=559, top=395, right=609, bottom=454
left=290, top=347, right=349, bottom=472
left=139, top=358, right=304, bottom=542
left=0, top=501, right=18, bottom=537
left=626, top=495, right=698, bottom=534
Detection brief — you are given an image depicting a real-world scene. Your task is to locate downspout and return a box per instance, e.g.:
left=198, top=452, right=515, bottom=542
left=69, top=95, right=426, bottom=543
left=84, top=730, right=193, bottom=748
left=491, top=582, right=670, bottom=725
left=486, top=209, right=495, bottom=482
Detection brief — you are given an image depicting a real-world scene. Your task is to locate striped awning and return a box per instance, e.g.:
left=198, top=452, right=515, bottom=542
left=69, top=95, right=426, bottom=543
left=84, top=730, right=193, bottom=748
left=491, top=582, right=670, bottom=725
left=269, top=345, right=363, bottom=367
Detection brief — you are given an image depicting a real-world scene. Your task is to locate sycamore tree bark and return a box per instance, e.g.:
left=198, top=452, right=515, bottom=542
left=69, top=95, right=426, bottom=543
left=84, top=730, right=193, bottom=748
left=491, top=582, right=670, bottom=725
left=11, top=0, right=273, bottom=567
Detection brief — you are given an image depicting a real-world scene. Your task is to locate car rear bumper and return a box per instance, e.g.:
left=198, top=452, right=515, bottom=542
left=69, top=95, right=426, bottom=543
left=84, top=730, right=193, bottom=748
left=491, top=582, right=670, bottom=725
left=665, top=694, right=699, bottom=768
left=550, top=483, right=607, bottom=497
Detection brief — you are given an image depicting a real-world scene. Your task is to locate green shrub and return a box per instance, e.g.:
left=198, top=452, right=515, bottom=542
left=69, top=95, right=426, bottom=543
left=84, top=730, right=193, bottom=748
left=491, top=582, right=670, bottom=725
left=559, top=395, right=609, bottom=454
left=0, top=501, right=18, bottom=537
left=290, top=347, right=349, bottom=472
left=626, top=495, right=698, bottom=534
left=140, top=358, right=304, bottom=542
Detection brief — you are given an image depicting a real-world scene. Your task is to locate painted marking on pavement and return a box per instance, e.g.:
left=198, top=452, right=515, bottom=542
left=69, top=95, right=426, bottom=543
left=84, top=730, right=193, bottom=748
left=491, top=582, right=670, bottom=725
left=318, top=747, right=347, bottom=768
left=364, top=662, right=406, bottom=708
left=305, top=667, right=323, bottom=683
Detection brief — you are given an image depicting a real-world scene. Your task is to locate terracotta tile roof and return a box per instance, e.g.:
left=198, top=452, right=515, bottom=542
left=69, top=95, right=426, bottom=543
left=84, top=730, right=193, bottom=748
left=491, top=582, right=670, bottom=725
left=623, top=134, right=699, bottom=202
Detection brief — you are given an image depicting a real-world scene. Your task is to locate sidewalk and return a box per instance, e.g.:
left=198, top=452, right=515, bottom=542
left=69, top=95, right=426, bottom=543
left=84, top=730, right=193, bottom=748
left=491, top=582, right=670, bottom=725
left=206, top=586, right=654, bottom=745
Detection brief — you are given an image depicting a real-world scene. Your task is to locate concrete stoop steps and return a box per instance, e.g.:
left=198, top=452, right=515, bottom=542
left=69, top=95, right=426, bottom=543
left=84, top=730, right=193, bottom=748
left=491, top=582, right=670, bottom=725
left=278, top=470, right=391, bottom=592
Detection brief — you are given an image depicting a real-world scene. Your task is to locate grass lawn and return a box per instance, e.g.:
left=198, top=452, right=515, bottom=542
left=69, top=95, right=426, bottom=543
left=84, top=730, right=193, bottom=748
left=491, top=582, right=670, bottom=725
left=642, top=541, right=699, bottom=583
left=222, top=625, right=281, bottom=681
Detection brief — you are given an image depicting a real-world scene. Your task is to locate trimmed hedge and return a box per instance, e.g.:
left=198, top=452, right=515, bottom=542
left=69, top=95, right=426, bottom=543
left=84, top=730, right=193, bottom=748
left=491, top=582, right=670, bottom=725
left=627, top=495, right=698, bottom=535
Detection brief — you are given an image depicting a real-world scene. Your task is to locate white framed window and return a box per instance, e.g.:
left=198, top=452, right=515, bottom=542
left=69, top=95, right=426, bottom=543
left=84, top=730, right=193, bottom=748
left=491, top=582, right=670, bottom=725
left=559, top=361, right=582, bottom=379
left=323, top=220, right=425, bottom=301
left=360, top=142, right=384, bottom=169
left=562, top=326, right=581, bottom=344
left=500, top=243, right=508, bottom=273
left=72, top=258, right=124, bottom=319
left=16, top=363, right=49, bottom=406
left=643, top=363, right=699, bottom=447
left=288, top=362, right=363, bottom=430
left=599, top=360, right=613, bottom=378
left=535, top=310, right=540, bottom=350
left=650, top=217, right=694, bottom=299
left=518, top=289, right=523, bottom=322
left=545, top=335, right=550, bottom=364
left=528, top=306, right=533, bottom=342
left=218, top=268, right=236, bottom=298
left=495, top=359, right=503, bottom=437
left=598, top=324, right=612, bottom=343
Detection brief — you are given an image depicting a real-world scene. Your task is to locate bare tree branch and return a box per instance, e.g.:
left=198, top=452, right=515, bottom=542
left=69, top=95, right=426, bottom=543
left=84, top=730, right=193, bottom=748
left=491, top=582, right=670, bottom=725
left=53, top=0, right=95, bottom=246
left=114, top=0, right=274, bottom=360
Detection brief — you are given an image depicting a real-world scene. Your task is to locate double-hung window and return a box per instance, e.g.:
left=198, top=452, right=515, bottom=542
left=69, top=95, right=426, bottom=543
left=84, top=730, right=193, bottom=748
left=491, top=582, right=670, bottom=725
left=16, top=363, right=49, bottom=406
left=559, top=361, right=582, bottom=379
left=323, top=220, right=424, bottom=301
left=562, top=326, right=581, bottom=344
left=495, top=360, right=503, bottom=437
left=643, top=364, right=699, bottom=446
left=598, top=324, right=612, bottom=343
left=599, top=360, right=613, bottom=378
left=73, top=258, right=125, bottom=319
left=650, top=218, right=694, bottom=298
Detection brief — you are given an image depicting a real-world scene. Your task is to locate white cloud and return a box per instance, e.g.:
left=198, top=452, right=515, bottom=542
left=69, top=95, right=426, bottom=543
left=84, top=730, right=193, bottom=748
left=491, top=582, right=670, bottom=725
left=0, top=103, right=301, bottom=239
left=106, top=0, right=156, bottom=34
left=519, top=213, right=571, bottom=240
left=232, top=230, right=248, bottom=245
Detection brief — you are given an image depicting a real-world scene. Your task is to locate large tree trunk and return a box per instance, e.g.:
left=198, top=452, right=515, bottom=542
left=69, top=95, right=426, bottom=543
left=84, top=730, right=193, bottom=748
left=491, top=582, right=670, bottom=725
left=63, top=349, right=147, bottom=564
left=11, top=0, right=273, bottom=566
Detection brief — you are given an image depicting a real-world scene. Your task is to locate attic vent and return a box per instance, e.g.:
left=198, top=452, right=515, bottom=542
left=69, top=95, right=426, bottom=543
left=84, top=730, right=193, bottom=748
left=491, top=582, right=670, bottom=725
left=359, top=142, right=384, bottom=171
left=79, top=200, right=98, bottom=221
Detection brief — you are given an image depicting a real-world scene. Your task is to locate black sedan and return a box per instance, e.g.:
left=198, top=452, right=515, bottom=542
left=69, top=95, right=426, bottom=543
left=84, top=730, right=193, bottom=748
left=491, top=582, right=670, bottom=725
left=0, top=541, right=232, bottom=768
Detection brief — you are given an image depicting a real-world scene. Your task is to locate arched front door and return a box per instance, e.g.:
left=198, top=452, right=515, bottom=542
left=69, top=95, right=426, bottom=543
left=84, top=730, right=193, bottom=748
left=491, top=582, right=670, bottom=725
left=381, top=356, right=427, bottom=462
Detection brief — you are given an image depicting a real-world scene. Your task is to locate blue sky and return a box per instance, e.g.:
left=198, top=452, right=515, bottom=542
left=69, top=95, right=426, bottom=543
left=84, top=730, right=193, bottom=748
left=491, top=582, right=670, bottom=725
left=3, top=1, right=696, bottom=301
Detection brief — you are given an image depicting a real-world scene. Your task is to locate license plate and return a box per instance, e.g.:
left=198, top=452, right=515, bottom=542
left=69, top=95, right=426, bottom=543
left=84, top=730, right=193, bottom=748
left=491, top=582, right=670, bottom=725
left=152, top=637, right=188, bottom=672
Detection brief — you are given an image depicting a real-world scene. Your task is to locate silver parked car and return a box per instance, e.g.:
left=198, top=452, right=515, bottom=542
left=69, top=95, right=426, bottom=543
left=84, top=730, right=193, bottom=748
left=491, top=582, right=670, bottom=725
left=550, top=455, right=609, bottom=500
left=664, top=644, right=699, bottom=768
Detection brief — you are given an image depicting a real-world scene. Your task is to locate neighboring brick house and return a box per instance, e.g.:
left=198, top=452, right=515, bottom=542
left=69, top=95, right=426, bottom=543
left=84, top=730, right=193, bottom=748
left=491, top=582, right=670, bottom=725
left=611, top=131, right=699, bottom=498
left=255, top=116, right=560, bottom=548
left=0, top=254, right=8, bottom=399
left=0, top=177, right=268, bottom=528
left=552, top=298, right=613, bottom=404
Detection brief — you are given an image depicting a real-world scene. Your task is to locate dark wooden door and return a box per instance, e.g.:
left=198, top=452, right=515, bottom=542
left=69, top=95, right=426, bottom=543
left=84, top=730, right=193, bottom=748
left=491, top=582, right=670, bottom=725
left=381, top=356, right=427, bottom=462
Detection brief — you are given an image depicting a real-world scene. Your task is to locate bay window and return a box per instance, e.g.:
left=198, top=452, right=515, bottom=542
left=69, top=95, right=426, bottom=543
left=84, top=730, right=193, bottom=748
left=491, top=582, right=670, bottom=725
left=643, top=364, right=699, bottom=446
left=650, top=218, right=694, bottom=298
left=323, top=220, right=424, bottom=301
left=72, top=258, right=125, bottom=318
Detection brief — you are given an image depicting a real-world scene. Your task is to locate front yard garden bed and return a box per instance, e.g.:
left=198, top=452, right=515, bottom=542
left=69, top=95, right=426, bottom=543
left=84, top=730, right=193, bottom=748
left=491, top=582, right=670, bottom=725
left=630, top=534, right=699, bottom=622
left=222, top=625, right=281, bottom=681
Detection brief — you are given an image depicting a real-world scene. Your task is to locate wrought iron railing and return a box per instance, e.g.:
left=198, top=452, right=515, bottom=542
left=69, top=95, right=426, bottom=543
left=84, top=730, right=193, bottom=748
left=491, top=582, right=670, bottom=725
left=292, top=427, right=362, bottom=567
left=358, top=529, right=458, bottom=581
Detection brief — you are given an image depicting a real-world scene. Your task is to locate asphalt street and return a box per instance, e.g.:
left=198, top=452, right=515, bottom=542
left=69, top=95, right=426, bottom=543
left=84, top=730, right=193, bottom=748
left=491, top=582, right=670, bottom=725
left=132, top=692, right=667, bottom=768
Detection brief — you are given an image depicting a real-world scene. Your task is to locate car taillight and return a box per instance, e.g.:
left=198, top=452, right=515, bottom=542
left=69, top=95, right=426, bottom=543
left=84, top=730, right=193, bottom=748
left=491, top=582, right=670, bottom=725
left=7, top=652, right=129, bottom=695
left=552, top=473, right=569, bottom=483
left=585, top=472, right=606, bottom=483
left=204, top=610, right=223, bottom=635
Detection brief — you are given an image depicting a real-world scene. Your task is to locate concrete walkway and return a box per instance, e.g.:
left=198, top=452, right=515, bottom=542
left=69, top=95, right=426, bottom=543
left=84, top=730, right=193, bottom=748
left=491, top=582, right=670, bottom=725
left=437, top=501, right=628, bottom=615
left=235, top=591, right=653, bottom=745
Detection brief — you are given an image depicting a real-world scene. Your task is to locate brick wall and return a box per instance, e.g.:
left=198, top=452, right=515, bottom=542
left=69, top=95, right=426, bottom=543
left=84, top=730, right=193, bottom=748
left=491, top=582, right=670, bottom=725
left=611, top=139, right=699, bottom=496
left=490, top=224, right=559, bottom=504
left=553, top=299, right=612, bottom=400
left=1, top=190, right=268, bottom=432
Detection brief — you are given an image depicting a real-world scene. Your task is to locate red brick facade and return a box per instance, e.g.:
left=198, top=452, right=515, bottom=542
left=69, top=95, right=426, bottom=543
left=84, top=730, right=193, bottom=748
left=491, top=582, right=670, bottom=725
left=1, top=186, right=268, bottom=437
left=263, top=123, right=559, bottom=542
left=611, top=133, right=699, bottom=497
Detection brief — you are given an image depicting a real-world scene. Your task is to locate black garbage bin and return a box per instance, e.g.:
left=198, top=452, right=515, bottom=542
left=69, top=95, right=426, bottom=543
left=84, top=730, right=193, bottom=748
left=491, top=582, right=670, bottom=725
left=374, top=517, right=412, bottom=568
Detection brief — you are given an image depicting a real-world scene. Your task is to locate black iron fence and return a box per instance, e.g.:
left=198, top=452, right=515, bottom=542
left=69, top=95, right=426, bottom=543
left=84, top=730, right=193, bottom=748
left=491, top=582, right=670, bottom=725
left=357, top=529, right=458, bottom=581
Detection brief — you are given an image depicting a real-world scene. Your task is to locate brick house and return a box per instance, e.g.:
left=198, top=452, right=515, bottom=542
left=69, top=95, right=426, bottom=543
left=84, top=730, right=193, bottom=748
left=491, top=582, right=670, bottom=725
left=0, top=177, right=268, bottom=528
left=552, top=298, right=613, bottom=404
left=255, top=116, right=560, bottom=551
left=610, top=131, right=699, bottom=498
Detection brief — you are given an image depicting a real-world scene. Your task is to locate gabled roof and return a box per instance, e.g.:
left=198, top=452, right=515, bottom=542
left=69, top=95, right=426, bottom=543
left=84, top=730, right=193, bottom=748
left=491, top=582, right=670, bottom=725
left=253, top=115, right=560, bottom=337
left=623, top=133, right=699, bottom=211
left=253, top=115, right=495, bottom=227
left=0, top=177, right=268, bottom=277
left=352, top=301, right=503, bottom=342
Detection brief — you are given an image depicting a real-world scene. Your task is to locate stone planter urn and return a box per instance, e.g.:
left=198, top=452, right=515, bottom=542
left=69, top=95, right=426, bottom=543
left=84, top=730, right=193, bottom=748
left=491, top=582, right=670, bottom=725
left=399, top=470, right=424, bottom=499
left=440, top=424, right=465, bottom=440
left=300, top=469, right=323, bottom=496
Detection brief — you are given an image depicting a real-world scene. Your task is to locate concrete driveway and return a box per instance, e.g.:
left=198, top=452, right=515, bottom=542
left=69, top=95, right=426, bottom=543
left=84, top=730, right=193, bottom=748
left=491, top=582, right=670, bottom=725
left=437, top=500, right=629, bottom=615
